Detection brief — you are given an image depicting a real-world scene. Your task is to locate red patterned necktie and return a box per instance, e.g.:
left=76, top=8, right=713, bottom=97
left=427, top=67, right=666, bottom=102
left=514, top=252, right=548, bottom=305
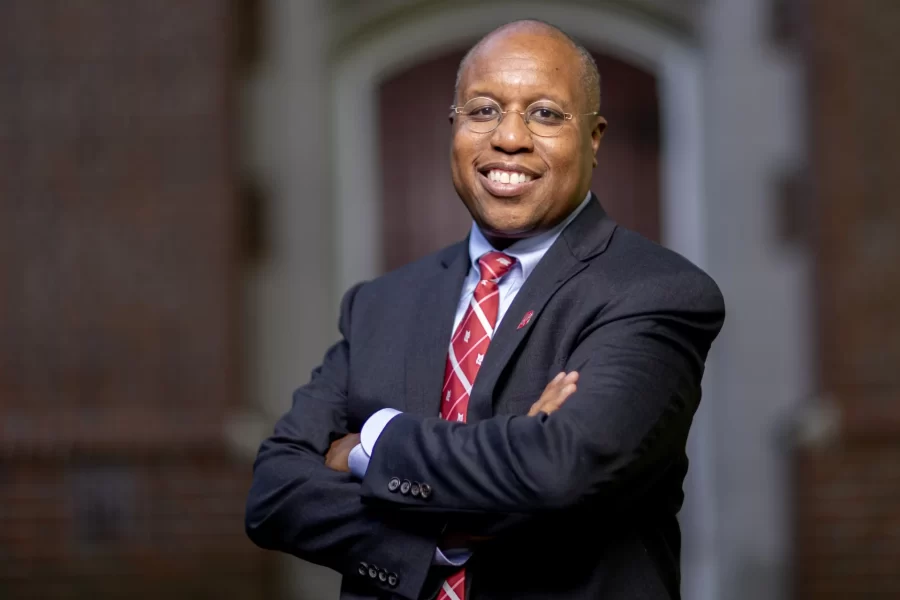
left=437, top=251, right=516, bottom=600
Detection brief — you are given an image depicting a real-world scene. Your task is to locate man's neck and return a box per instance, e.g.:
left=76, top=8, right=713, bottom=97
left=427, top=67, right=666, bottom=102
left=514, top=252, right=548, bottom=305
left=484, top=235, right=516, bottom=250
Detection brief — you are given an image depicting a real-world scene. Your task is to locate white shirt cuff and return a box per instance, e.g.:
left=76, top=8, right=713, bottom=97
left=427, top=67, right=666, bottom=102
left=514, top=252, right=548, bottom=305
left=348, top=443, right=369, bottom=479
left=361, top=408, right=401, bottom=455
left=433, top=547, right=472, bottom=567
left=348, top=408, right=402, bottom=479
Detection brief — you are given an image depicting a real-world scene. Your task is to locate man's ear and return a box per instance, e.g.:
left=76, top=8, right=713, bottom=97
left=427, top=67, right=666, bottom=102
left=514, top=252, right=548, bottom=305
left=591, top=116, right=608, bottom=168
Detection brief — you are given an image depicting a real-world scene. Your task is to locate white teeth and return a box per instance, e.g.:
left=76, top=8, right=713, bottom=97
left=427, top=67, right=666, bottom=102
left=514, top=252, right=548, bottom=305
left=487, top=169, right=532, bottom=184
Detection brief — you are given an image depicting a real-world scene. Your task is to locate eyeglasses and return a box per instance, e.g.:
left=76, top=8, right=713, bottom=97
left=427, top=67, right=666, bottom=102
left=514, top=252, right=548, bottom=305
left=450, top=97, right=599, bottom=137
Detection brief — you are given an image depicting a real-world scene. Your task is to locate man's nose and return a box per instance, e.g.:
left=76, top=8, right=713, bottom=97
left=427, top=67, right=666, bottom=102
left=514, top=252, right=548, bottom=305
left=490, top=112, right=534, bottom=154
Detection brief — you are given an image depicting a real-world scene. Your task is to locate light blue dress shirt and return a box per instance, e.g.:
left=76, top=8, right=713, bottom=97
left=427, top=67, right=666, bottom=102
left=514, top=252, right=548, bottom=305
left=348, top=192, right=592, bottom=565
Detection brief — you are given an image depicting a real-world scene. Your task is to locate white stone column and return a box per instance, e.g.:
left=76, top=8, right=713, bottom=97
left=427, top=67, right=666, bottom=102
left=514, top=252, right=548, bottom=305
left=240, top=0, right=342, bottom=597
left=699, top=0, right=808, bottom=598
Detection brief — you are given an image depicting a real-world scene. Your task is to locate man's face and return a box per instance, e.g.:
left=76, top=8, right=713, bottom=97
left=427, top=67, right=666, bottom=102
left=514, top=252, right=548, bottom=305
left=451, top=31, right=606, bottom=245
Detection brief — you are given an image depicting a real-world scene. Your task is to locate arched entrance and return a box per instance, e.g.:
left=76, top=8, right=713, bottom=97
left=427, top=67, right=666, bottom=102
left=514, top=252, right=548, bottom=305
left=330, top=2, right=706, bottom=293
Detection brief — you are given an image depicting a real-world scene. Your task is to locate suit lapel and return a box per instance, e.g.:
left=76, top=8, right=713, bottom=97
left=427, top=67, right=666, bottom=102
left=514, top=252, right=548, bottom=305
left=404, top=241, right=471, bottom=417
left=466, top=196, right=617, bottom=422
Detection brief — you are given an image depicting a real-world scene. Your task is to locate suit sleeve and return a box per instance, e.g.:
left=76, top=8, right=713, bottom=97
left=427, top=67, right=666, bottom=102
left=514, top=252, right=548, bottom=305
left=245, top=283, right=442, bottom=600
left=359, top=270, right=725, bottom=513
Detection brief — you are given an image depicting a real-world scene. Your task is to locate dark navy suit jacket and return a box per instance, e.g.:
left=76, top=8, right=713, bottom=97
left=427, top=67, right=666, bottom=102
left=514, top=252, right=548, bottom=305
left=245, top=196, right=725, bottom=599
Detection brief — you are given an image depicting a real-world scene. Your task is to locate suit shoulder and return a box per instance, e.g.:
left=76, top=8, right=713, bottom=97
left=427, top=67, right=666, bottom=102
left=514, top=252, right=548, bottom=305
left=348, top=240, right=467, bottom=303
left=605, top=227, right=708, bottom=276
left=591, top=227, right=724, bottom=312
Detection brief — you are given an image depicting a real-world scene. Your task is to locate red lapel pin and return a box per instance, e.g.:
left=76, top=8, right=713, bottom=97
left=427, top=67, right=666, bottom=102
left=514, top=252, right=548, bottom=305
left=517, top=310, right=534, bottom=329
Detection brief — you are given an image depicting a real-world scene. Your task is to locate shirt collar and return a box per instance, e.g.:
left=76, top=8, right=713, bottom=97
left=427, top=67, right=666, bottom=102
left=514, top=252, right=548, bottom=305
left=468, top=191, right=593, bottom=280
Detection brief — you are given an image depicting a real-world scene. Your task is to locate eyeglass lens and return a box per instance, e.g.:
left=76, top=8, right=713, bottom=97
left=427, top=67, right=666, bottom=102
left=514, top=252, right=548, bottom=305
left=458, top=98, right=567, bottom=137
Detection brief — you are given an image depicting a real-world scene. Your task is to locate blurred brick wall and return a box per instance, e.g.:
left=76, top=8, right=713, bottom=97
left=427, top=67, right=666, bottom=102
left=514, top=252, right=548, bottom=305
left=797, top=1, right=900, bottom=598
left=0, top=1, right=271, bottom=598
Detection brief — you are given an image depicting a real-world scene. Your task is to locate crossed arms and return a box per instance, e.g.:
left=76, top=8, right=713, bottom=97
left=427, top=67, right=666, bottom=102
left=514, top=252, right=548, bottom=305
left=245, top=273, right=725, bottom=599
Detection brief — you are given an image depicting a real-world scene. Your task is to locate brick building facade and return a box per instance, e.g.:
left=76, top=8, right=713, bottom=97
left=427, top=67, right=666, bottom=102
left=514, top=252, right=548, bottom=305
left=795, top=1, right=900, bottom=597
left=0, top=2, right=271, bottom=597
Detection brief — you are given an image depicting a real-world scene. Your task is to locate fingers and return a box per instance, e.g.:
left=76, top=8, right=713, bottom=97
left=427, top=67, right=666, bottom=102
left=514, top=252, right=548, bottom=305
left=552, top=371, right=578, bottom=385
left=542, top=373, right=578, bottom=414
left=546, top=371, right=578, bottom=394
left=527, top=371, right=579, bottom=416
left=324, top=433, right=359, bottom=471
left=528, top=372, right=567, bottom=416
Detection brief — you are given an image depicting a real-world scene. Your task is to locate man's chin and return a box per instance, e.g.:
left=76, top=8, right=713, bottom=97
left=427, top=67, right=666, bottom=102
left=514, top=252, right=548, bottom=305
left=475, top=214, right=539, bottom=241
left=461, top=192, right=542, bottom=237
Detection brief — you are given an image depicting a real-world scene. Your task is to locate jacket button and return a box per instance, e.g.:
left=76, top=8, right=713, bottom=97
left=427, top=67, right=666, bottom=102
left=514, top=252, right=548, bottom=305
left=378, top=568, right=388, bottom=582
left=357, top=562, right=368, bottom=576
left=368, top=564, right=379, bottom=579
left=419, top=483, right=432, bottom=499
left=387, top=572, right=399, bottom=587
left=388, top=477, right=401, bottom=492
left=400, top=479, right=412, bottom=495
left=410, top=482, right=421, bottom=497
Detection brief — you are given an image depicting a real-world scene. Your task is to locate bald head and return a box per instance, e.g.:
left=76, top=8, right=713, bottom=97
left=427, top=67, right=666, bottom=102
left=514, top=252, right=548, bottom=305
left=455, top=20, right=601, bottom=113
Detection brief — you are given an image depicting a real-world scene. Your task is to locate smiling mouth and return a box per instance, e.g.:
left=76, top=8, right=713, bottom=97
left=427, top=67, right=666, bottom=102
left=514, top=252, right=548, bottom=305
left=477, top=167, right=540, bottom=197
left=483, top=168, right=534, bottom=184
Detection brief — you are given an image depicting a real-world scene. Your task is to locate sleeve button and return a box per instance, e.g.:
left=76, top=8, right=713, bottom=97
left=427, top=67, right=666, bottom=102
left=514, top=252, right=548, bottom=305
left=357, top=562, right=368, bottom=576
left=387, top=572, right=399, bottom=587
left=419, top=483, right=432, bottom=499
left=400, top=479, right=412, bottom=495
left=388, top=477, right=401, bottom=492
left=410, top=482, right=421, bottom=497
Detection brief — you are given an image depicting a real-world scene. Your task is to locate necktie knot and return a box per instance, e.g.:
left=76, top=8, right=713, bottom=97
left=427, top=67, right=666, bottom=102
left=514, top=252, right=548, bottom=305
left=478, top=251, right=516, bottom=282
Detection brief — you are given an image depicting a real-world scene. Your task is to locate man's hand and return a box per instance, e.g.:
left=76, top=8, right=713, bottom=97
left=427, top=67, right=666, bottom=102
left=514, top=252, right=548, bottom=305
left=325, top=433, right=360, bottom=472
left=528, top=371, right=579, bottom=416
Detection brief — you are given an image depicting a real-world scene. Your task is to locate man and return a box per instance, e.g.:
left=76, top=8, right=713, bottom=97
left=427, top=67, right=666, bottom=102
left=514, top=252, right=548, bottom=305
left=246, top=19, right=725, bottom=600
